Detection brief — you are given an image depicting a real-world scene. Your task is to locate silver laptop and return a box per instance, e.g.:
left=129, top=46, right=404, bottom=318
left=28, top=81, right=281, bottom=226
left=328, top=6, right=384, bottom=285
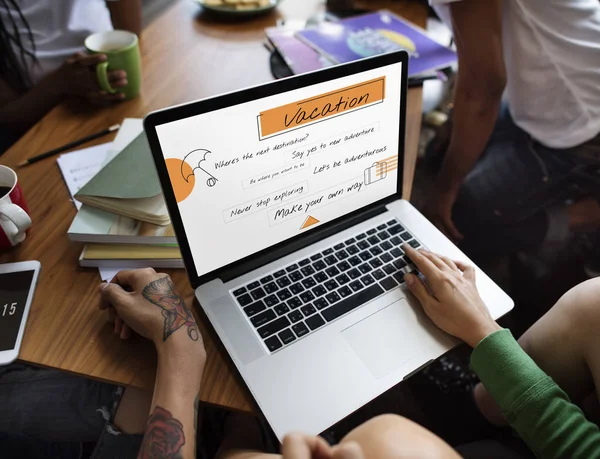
left=144, top=51, right=513, bottom=440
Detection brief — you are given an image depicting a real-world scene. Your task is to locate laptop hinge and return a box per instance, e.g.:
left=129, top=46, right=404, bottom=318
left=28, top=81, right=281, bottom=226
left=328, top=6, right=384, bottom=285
left=220, top=204, right=388, bottom=283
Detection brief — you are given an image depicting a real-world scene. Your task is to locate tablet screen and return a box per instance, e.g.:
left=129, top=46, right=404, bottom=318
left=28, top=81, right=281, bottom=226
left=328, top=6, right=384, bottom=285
left=0, top=270, right=35, bottom=351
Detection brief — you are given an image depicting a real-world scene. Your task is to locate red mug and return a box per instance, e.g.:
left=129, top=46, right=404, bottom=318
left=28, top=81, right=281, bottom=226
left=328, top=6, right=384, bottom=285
left=0, top=165, right=31, bottom=249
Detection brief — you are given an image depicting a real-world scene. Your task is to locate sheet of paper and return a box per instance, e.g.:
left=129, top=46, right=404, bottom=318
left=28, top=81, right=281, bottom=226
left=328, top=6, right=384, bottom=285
left=57, top=143, right=113, bottom=210
left=98, top=267, right=124, bottom=281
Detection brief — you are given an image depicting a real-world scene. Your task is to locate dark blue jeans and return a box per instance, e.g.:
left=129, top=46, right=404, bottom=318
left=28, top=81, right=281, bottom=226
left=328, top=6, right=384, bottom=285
left=0, top=363, right=143, bottom=459
left=452, top=107, right=600, bottom=259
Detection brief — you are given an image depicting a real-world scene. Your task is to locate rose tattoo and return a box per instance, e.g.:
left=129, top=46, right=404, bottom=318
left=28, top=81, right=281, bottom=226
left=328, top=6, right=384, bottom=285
left=138, top=406, right=185, bottom=459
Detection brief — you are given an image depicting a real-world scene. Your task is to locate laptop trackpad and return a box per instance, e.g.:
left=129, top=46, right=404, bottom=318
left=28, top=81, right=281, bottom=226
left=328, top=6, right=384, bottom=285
left=342, top=298, right=435, bottom=379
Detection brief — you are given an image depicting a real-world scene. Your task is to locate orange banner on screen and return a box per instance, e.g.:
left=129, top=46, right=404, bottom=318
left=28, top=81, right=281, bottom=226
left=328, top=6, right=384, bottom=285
left=258, top=77, right=386, bottom=138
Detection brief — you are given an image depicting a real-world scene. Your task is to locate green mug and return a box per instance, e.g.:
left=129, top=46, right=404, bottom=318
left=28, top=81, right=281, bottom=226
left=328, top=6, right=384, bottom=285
left=84, top=30, right=142, bottom=100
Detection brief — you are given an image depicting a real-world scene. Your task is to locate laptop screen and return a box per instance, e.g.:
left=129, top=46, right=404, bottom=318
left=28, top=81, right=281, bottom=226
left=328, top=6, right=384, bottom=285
left=154, top=60, right=404, bottom=278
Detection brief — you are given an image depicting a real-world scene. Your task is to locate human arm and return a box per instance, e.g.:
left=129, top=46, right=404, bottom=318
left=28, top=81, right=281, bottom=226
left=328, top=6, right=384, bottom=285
left=0, top=54, right=126, bottom=134
left=403, top=246, right=600, bottom=459
left=425, top=0, right=506, bottom=239
left=107, top=0, right=143, bottom=37
left=100, top=269, right=205, bottom=459
left=472, top=330, right=600, bottom=458
left=143, top=330, right=202, bottom=459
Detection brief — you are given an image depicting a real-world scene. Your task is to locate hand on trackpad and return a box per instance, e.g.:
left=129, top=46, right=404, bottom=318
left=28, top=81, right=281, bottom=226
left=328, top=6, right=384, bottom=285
left=341, top=298, right=444, bottom=379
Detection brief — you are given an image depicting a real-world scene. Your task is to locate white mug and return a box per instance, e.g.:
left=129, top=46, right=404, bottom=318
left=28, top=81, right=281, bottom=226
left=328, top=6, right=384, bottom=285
left=0, top=165, right=32, bottom=248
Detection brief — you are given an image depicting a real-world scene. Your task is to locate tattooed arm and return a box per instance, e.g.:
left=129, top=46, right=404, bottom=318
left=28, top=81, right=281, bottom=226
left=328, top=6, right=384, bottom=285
left=99, top=269, right=206, bottom=459
left=139, top=330, right=203, bottom=459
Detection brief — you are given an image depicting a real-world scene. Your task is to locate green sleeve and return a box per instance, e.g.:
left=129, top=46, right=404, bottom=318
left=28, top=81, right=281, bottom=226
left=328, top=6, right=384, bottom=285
left=471, top=329, right=600, bottom=459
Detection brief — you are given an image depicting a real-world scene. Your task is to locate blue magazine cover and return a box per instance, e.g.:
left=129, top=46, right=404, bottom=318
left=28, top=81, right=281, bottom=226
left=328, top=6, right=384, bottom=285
left=296, top=10, right=456, bottom=76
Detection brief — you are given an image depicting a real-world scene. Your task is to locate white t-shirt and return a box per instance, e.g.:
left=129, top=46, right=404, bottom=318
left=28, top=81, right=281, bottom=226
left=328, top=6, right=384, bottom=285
left=432, top=0, right=600, bottom=149
left=0, top=0, right=113, bottom=84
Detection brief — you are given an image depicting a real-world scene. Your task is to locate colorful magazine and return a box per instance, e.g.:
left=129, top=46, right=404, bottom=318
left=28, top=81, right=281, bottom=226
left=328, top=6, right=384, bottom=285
left=265, top=26, right=334, bottom=75
left=296, top=10, right=456, bottom=76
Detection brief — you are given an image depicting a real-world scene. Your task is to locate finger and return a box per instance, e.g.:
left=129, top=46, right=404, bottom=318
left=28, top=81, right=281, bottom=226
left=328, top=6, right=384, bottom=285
left=86, top=91, right=126, bottom=102
left=101, top=282, right=132, bottom=309
left=403, top=245, right=441, bottom=280
left=98, top=282, right=111, bottom=309
left=332, top=442, right=365, bottom=459
left=282, top=433, right=332, bottom=459
left=110, top=269, right=144, bottom=289
left=419, top=250, right=450, bottom=272
left=106, top=71, right=128, bottom=88
left=114, top=316, right=123, bottom=335
left=420, top=250, right=460, bottom=274
left=107, top=70, right=127, bottom=82
left=444, top=215, right=464, bottom=241
left=404, top=272, right=436, bottom=305
left=110, top=79, right=128, bottom=88
left=311, top=436, right=334, bottom=459
left=66, top=51, right=87, bottom=64
left=455, top=260, right=476, bottom=281
left=108, top=306, right=116, bottom=323
left=282, top=433, right=311, bottom=459
left=120, top=323, right=131, bottom=340
left=74, top=53, right=107, bottom=67
left=111, top=268, right=158, bottom=288
left=438, top=254, right=459, bottom=272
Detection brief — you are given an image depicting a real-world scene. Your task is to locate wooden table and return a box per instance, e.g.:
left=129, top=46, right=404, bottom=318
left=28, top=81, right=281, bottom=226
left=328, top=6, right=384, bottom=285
left=0, top=0, right=426, bottom=413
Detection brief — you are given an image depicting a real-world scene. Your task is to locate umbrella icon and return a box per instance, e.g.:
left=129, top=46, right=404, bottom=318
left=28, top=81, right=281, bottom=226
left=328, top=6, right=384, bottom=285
left=181, top=149, right=218, bottom=187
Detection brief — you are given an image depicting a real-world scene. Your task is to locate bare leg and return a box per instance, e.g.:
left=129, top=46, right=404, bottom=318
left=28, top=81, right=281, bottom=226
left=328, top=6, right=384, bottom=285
left=218, top=414, right=460, bottom=459
left=475, top=278, right=600, bottom=425
left=338, top=414, right=460, bottom=459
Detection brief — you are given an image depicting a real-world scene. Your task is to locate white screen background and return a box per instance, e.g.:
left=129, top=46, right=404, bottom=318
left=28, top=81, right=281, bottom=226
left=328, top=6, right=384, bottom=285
left=156, top=63, right=403, bottom=277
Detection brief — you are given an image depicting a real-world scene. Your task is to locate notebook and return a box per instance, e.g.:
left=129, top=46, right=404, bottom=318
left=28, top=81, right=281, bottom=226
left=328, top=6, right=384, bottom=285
left=58, top=119, right=145, bottom=210
left=75, top=132, right=169, bottom=225
left=79, top=243, right=183, bottom=269
left=68, top=205, right=177, bottom=245
left=296, top=10, right=456, bottom=76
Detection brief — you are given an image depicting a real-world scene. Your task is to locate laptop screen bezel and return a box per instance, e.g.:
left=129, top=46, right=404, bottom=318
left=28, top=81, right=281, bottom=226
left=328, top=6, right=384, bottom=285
left=144, top=51, right=408, bottom=289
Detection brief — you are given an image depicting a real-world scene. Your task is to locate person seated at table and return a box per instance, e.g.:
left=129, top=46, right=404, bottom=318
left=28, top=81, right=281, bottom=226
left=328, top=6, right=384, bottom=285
left=0, top=268, right=203, bottom=458
left=96, top=266, right=459, bottom=459
left=424, top=0, right=600, bottom=261
left=216, top=246, right=600, bottom=459
left=0, top=0, right=142, bottom=152
left=5, top=252, right=600, bottom=458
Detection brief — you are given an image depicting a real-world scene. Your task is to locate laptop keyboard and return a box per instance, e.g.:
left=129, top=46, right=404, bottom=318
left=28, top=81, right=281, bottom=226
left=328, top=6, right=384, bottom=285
left=231, top=219, right=421, bottom=353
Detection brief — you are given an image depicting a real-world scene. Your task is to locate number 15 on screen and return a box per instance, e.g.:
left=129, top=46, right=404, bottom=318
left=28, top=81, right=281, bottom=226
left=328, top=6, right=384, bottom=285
left=0, top=260, right=41, bottom=366
left=2, top=303, right=16, bottom=316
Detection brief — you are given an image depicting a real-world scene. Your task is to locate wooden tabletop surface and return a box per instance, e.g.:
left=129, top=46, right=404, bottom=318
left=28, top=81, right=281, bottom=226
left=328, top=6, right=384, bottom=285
left=0, top=0, right=426, bottom=413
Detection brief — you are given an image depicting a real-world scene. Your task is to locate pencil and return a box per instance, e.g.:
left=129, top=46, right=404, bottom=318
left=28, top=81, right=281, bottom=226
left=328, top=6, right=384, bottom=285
left=17, top=124, right=121, bottom=167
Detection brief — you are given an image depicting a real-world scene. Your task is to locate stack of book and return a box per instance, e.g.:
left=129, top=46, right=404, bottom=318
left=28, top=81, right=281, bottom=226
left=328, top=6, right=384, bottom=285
left=65, top=119, right=183, bottom=269
left=265, top=10, right=456, bottom=80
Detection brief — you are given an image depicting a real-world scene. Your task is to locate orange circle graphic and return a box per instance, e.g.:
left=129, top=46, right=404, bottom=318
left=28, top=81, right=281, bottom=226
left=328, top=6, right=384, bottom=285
left=166, top=158, right=195, bottom=203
